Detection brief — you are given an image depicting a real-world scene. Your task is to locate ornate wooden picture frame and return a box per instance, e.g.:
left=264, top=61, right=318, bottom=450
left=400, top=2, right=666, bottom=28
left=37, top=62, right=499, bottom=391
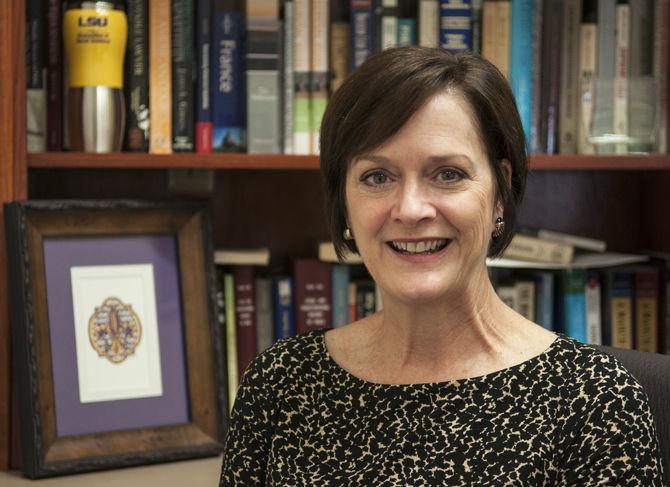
left=3, top=200, right=225, bottom=478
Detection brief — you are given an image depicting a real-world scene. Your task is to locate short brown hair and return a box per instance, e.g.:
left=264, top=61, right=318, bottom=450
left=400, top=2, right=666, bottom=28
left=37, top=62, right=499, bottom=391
left=320, top=46, right=528, bottom=260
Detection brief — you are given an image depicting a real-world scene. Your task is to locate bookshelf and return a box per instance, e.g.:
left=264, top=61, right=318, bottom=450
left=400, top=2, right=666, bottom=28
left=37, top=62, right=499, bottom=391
left=1, top=0, right=670, bottom=476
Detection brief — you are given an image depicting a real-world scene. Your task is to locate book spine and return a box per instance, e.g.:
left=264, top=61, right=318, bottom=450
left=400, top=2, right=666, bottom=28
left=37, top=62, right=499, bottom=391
left=293, top=0, right=311, bottom=154
left=379, top=0, right=399, bottom=50
left=535, top=271, right=554, bottom=331
left=149, top=0, right=172, bottom=154
left=482, top=1, right=510, bottom=78
left=212, top=6, right=246, bottom=152
left=653, top=0, right=669, bottom=153
left=627, top=0, right=654, bottom=153
left=196, top=0, right=213, bottom=153
left=351, top=0, right=373, bottom=70
left=440, top=0, right=472, bottom=53
left=330, top=22, right=350, bottom=92
left=585, top=270, right=602, bottom=344
left=247, top=27, right=281, bottom=153
left=46, top=0, right=62, bottom=150
left=255, top=278, right=274, bottom=352
left=594, top=0, right=616, bottom=154
left=310, top=0, right=329, bottom=154
left=607, top=271, right=634, bottom=349
left=514, top=280, right=536, bottom=321
left=283, top=1, right=294, bottom=153
left=223, top=273, right=238, bottom=411
left=348, top=282, right=357, bottom=322
left=124, top=0, right=149, bottom=151
left=332, top=264, right=351, bottom=328
left=419, top=0, right=439, bottom=47
left=234, top=266, right=258, bottom=378
left=471, top=0, right=483, bottom=54
left=355, top=280, right=376, bottom=319
left=613, top=1, right=630, bottom=154
left=510, top=0, right=534, bottom=148
left=559, top=0, right=581, bottom=154
left=541, top=0, right=561, bottom=154
left=529, top=0, right=543, bottom=153
left=577, top=2, right=597, bottom=154
left=501, top=234, right=574, bottom=264
left=294, top=259, right=332, bottom=333
left=172, top=0, right=195, bottom=152
left=562, top=269, right=587, bottom=343
left=635, top=269, right=659, bottom=353
left=214, top=267, right=230, bottom=413
left=26, top=0, right=46, bottom=153
left=273, top=276, right=296, bottom=339
left=398, top=18, right=417, bottom=46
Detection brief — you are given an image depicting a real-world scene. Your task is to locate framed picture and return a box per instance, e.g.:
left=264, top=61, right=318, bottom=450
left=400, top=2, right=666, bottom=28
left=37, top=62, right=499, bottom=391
left=3, top=200, right=225, bottom=478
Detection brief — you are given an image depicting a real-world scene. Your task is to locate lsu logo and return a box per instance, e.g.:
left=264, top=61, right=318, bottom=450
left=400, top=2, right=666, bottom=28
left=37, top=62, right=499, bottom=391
left=78, top=16, right=108, bottom=27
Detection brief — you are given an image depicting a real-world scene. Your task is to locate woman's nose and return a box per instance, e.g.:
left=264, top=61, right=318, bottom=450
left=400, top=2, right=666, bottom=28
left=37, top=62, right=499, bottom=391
left=390, top=181, right=437, bottom=226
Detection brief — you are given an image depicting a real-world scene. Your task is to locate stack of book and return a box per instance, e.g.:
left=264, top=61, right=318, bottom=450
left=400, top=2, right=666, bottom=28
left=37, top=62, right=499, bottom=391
left=26, top=0, right=669, bottom=155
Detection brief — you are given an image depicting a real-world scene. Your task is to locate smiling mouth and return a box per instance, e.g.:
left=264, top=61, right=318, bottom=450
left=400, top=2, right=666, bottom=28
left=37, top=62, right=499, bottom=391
left=387, top=239, right=450, bottom=255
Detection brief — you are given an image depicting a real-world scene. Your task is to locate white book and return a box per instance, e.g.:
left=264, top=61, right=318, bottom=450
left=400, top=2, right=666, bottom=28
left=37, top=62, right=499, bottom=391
left=283, top=1, right=294, bottom=154
left=585, top=272, right=602, bottom=345
left=419, top=0, right=439, bottom=47
left=578, top=20, right=597, bottom=154
left=292, top=0, right=311, bottom=154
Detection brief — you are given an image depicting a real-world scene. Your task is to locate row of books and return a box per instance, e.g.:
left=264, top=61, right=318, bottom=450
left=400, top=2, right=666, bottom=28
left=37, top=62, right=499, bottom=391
left=490, top=264, right=669, bottom=354
left=216, top=235, right=670, bottom=407
left=26, top=0, right=669, bottom=157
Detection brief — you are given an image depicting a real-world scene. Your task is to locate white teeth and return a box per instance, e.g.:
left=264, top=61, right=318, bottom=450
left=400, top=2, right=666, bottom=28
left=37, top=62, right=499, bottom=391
left=390, top=239, right=447, bottom=254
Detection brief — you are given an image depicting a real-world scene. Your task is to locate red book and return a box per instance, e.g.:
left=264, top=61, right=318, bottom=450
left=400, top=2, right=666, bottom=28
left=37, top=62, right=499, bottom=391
left=293, top=259, right=332, bottom=333
left=234, top=266, right=257, bottom=378
left=196, top=122, right=213, bottom=153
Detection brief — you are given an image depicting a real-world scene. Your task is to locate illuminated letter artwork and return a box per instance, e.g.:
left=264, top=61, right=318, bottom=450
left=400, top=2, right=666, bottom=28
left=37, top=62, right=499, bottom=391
left=88, top=297, right=142, bottom=364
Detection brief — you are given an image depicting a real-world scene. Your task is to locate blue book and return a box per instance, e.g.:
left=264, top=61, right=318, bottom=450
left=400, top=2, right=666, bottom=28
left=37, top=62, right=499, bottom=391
left=332, top=265, right=351, bottom=328
left=439, top=0, right=472, bottom=53
left=351, top=0, right=373, bottom=71
left=510, top=0, right=534, bottom=148
left=273, top=276, right=295, bottom=339
left=533, top=270, right=554, bottom=331
left=562, top=269, right=587, bottom=343
left=211, top=7, right=246, bottom=152
left=195, top=0, right=213, bottom=153
left=397, top=18, right=416, bottom=46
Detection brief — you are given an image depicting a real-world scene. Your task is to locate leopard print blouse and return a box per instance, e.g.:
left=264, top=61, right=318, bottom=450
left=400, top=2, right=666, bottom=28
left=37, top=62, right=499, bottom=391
left=220, top=329, right=665, bottom=486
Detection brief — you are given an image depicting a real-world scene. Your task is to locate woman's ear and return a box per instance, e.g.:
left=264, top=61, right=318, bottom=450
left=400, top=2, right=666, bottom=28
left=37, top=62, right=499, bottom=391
left=495, top=158, right=513, bottom=215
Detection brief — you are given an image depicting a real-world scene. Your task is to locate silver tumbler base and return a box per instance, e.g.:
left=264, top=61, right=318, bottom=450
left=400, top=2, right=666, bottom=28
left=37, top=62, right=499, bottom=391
left=67, top=86, right=125, bottom=153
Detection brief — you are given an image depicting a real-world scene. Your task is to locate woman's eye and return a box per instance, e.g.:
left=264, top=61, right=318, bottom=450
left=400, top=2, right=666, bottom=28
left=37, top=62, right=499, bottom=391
left=362, top=171, right=390, bottom=186
left=436, top=169, right=463, bottom=183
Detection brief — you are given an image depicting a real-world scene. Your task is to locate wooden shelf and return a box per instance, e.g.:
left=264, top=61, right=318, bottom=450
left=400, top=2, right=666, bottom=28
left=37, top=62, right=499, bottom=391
left=28, top=152, right=320, bottom=170
left=27, top=152, right=670, bottom=171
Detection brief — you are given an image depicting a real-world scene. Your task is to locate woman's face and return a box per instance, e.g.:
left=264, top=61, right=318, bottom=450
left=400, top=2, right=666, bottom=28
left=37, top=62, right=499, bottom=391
left=344, top=92, right=503, bottom=304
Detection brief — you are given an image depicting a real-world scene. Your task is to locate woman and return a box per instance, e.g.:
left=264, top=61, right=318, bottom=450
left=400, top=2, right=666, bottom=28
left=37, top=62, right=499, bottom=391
left=220, top=46, right=664, bottom=485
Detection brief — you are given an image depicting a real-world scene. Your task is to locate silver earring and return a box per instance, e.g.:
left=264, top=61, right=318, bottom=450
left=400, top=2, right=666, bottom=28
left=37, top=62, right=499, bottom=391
left=343, top=227, right=353, bottom=240
left=492, top=217, right=505, bottom=239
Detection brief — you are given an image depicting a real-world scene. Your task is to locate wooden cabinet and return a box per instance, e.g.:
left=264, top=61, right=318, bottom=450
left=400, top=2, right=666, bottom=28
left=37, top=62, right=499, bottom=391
left=1, top=0, right=670, bottom=472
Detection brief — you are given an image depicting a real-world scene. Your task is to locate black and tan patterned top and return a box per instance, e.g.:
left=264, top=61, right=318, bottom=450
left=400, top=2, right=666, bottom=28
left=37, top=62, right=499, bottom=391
left=220, top=329, right=665, bottom=486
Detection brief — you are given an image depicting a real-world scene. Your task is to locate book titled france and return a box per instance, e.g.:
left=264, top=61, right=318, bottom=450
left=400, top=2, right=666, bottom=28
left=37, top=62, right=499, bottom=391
left=212, top=1, right=246, bottom=152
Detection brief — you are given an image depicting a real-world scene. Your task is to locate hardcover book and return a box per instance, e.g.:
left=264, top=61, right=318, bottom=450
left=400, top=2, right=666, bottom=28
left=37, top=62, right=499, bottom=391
left=196, top=0, right=213, bottom=153
left=482, top=0, right=510, bottom=78
left=234, top=266, right=258, bottom=378
left=172, top=0, right=195, bottom=152
left=635, top=268, right=659, bottom=353
left=26, top=0, right=46, bottom=153
left=125, top=0, right=149, bottom=151
left=212, top=1, right=246, bottom=152
left=310, top=0, right=329, bottom=154
left=558, top=0, right=581, bottom=154
left=293, top=0, right=312, bottom=154
left=294, top=259, right=332, bottom=333
left=149, top=0, right=172, bottom=154
left=562, top=269, right=587, bottom=343
left=510, top=0, right=534, bottom=148
left=419, top=0, right=440, bottom=47
left=46, top=0, right=62, bottom=150
left=273, top=276, right=296, bottom=339
left=440, top=0, right=472, bottom=53
left=351, top=0, right=373, bottom=69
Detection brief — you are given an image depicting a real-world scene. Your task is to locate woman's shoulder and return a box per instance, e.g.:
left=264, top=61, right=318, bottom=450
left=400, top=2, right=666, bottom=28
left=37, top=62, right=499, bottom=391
left=550, top=334, right=649, bottom=402
left=242, top=329, right=328, bottom=386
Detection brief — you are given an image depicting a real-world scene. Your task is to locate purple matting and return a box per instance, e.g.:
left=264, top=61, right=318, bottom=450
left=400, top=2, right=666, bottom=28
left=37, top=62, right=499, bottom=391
left=43, top=235, right=191, bottom=437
